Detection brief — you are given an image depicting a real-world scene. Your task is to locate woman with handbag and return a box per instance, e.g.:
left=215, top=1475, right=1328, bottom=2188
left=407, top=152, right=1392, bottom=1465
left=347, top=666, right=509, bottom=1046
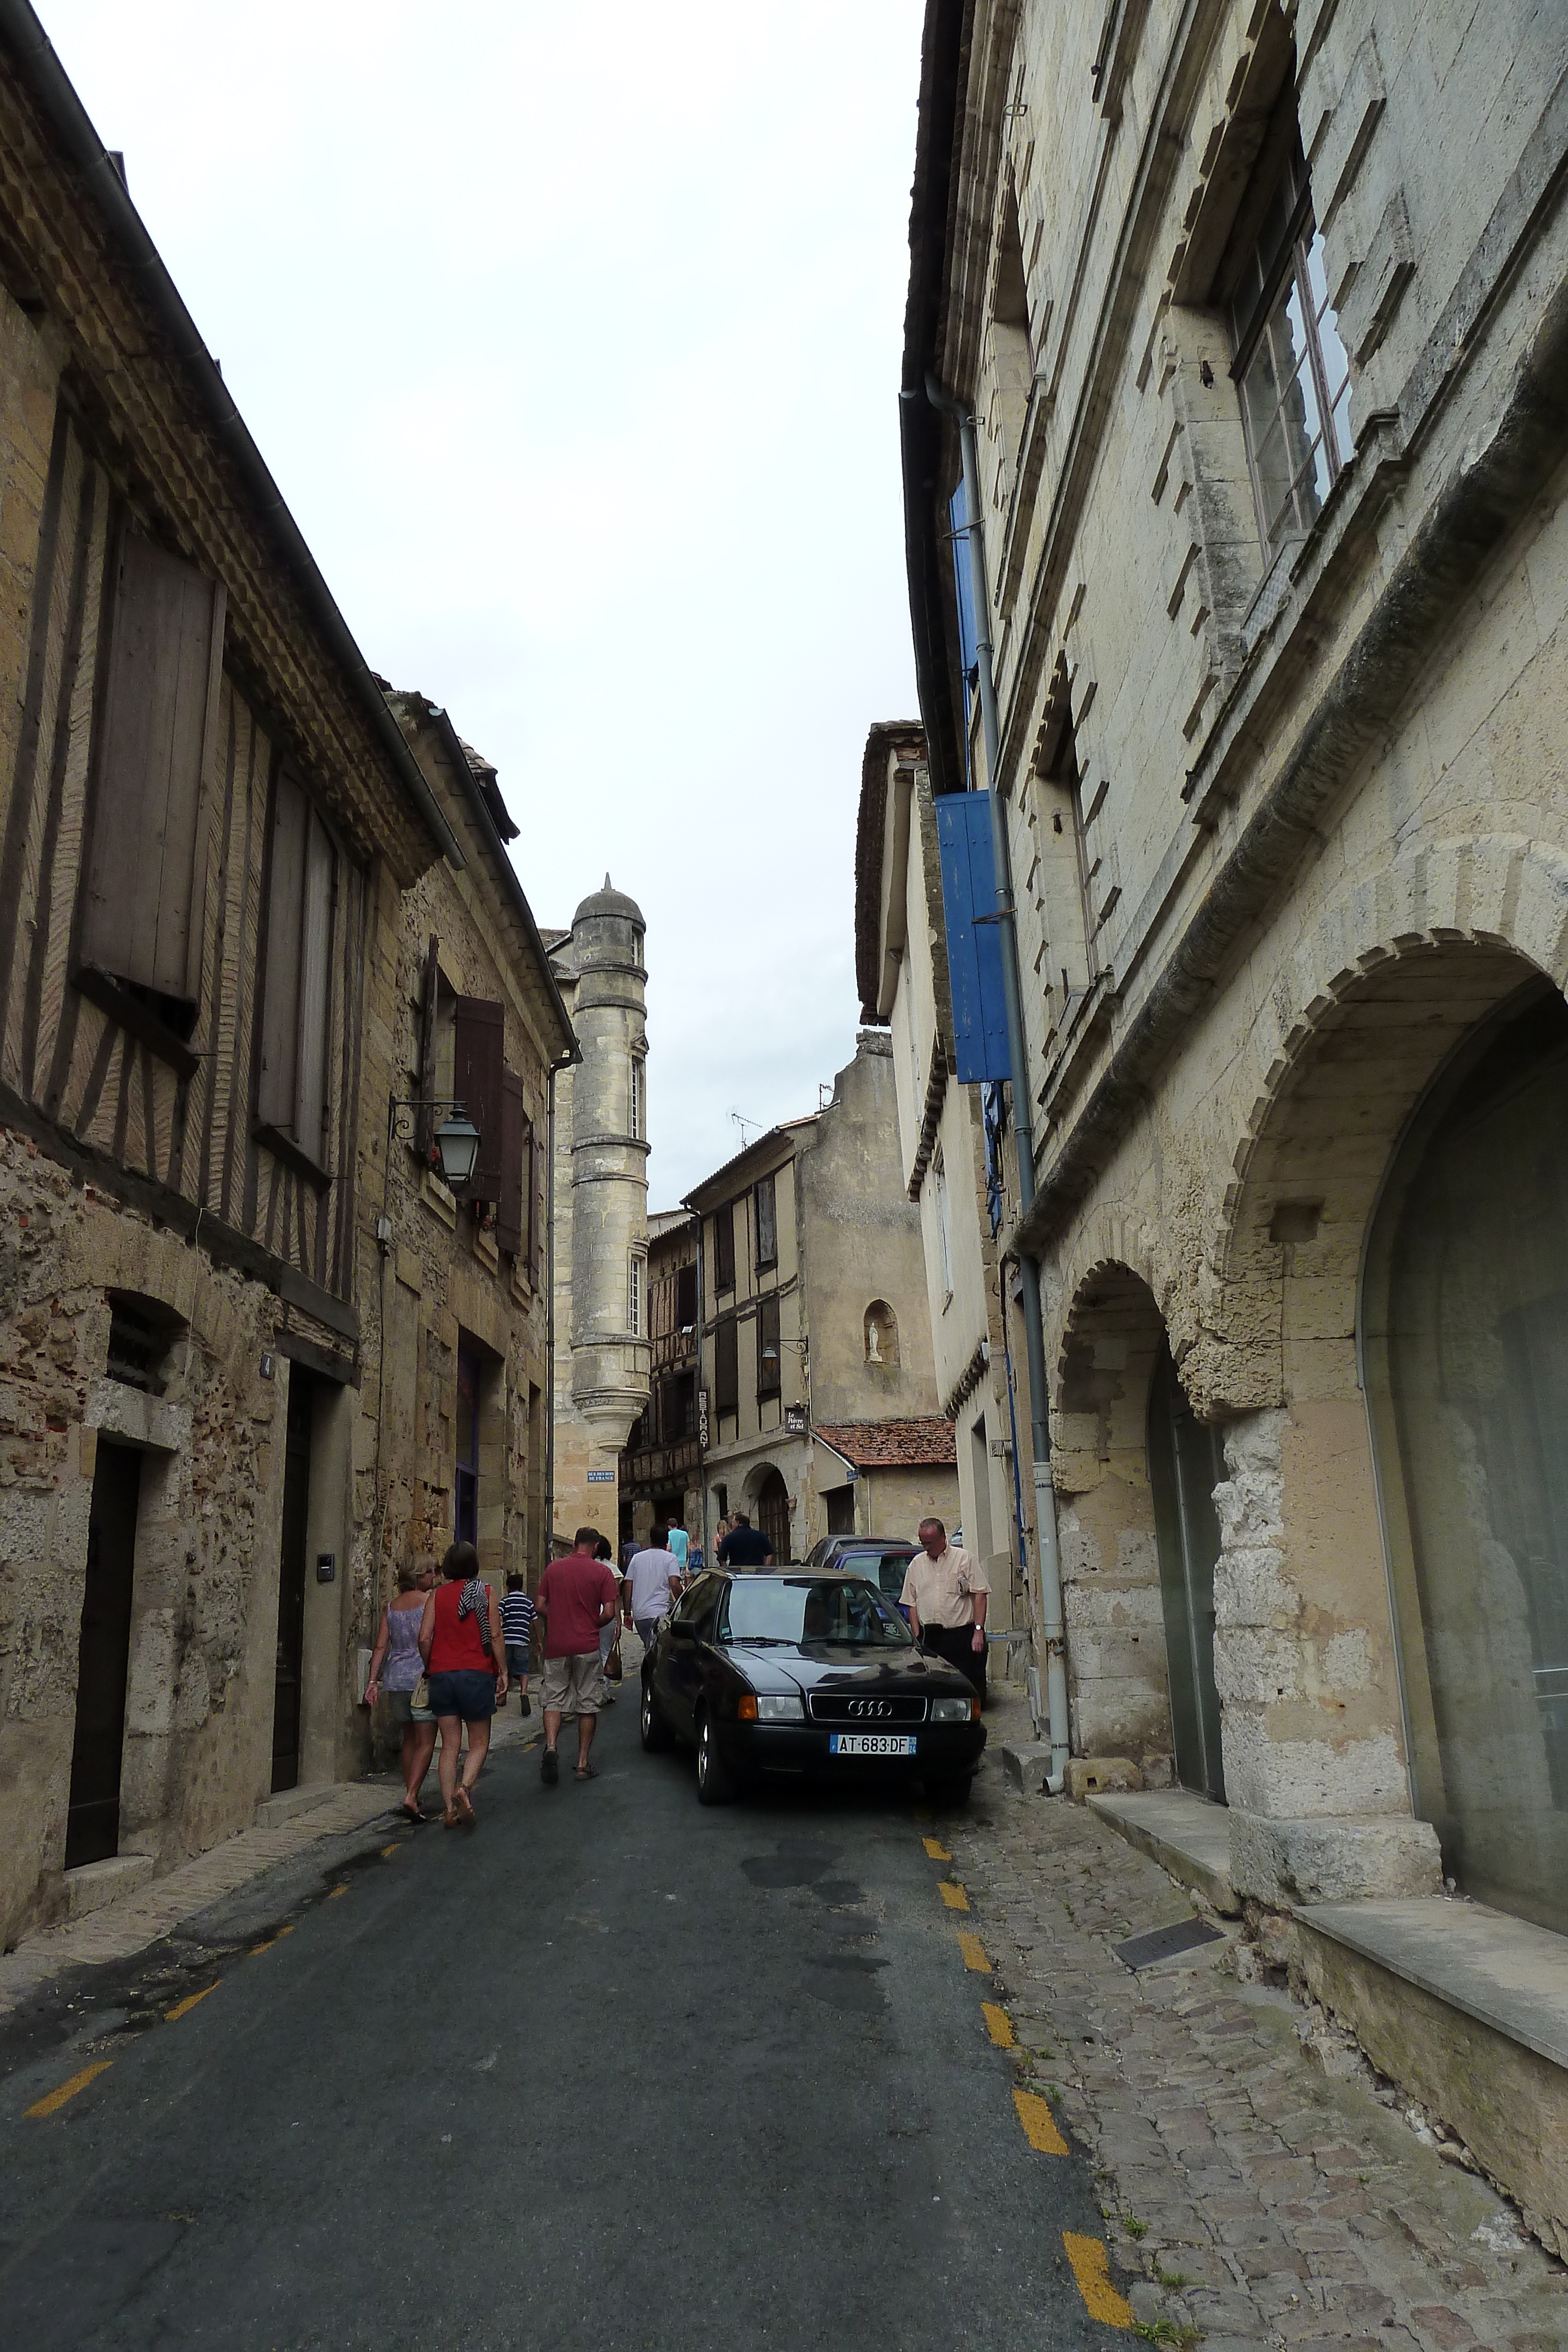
left=364, top=1558, right=438, bottom=1823
left=418, top=1539, right=507, bottom=1828
left=593, top=1535, right=623, bottom=1700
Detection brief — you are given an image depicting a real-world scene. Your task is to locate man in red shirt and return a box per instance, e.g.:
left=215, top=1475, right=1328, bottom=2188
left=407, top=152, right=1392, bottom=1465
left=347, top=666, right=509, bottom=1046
left=536, top=1527, right=621, bottom=1784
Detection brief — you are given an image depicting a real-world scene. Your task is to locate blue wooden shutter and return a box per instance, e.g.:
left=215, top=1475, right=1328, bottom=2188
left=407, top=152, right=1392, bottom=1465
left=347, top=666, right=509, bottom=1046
left=935, top=794, right=1012, bottom=1084
left=949, top=480, right=978, bottom=760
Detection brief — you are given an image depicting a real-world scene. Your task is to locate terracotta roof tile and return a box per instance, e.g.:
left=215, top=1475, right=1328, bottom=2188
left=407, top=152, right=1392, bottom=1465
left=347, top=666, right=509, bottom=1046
left=814, top=1418, right=957, bottom=1469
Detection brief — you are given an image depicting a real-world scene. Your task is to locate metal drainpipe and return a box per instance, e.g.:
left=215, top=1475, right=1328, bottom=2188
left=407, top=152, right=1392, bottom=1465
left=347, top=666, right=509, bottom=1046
left=543, top=1058, right=560, bottom=1576
left=925, top=373, right=1070, bottom=1790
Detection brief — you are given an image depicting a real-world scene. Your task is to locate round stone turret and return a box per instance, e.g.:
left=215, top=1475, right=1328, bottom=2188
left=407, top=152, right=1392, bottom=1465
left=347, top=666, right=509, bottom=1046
left=548, top=877, right=649, bottom=1542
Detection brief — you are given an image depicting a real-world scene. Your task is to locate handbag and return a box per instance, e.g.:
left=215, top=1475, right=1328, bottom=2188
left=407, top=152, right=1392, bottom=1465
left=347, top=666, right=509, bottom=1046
left=412, top=1673, right=430, bottom=1711
left=603, top=1643, right=623, bottom=1684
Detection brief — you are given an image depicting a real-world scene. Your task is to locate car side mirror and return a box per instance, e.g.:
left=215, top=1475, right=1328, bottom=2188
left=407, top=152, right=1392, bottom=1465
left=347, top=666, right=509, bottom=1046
left=668, top=1619, right=697, bottom=1642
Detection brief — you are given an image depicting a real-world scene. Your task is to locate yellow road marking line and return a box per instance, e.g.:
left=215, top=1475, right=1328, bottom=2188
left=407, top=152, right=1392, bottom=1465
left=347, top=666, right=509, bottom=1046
left=1061, top=2232, right=1132, bottom=2327
left=1014, top=2086, right=1069, bottom=2154
left=381, top=1843, right=400, bottom=1859
left=26, top=2061, right=113, bottom=2118
left=982, top=2000, right=1014, bottom=2048
left=250, top=1925, right=295, bottom=1956
left=958, top=1932, right=991, bottom=1973
left=165, top=1983, right=220, bottom=2023
left=327, top=1883, right=350, bottom=1899
left=938, top=1880, right=969, bottom=1911
left=922, top=1836, right=951, bottom=1861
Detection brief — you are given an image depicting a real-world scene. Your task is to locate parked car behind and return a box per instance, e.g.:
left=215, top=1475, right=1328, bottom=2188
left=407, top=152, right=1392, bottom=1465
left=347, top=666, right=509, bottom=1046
left=802, top=1535, right=918, bottom=1607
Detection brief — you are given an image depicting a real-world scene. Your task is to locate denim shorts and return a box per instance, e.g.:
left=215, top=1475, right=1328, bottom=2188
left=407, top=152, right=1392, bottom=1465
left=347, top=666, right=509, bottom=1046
left=426, top=1668, right=497, bottom=1721
left=386, top=1688, right=434, bottom=1726
left=505, top=1643, right=531, bottom=1681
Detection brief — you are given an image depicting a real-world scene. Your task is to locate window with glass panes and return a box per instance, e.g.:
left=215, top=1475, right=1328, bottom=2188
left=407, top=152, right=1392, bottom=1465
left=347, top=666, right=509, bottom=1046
left=1225, top=100, right=1353, bottom=562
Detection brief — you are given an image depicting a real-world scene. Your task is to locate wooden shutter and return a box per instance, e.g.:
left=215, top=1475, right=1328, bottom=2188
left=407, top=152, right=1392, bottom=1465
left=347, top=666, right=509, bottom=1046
left=258, top=770, right=306, bottom=1135
left=714, top=1202, right=735, bottom=1291
left=453, top=996, right=504, bottom=1198
left=414, top=935, right=439, bottom=1160
left=259, top=771, right=336, bottom=1169
left=755, top=1174, right=777, bottom=1268
left=715, top=1317, right=738, bottom=1414
left=497, top=1070, right=525, bottom=1258
left=757, top=1294, right=781, bottom=1397
left=294, top=804, right=336, bottom=1165
left=81, top=530, right=225, bottom=1003
left=676, top=1261, right=697, bottom=1332
left=531, top=1118, right=547, bottom=1289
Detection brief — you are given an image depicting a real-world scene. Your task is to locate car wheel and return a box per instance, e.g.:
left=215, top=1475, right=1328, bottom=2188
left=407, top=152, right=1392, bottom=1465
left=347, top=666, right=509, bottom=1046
left=640, top=1675, right=674, bottom=1754
left=927, top=1772, right=972, bottom=1808
left=695, top=1710, right=736, bottom=1806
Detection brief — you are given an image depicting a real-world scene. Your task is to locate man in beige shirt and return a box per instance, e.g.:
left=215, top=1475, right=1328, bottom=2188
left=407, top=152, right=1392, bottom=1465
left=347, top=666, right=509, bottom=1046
left=900, top=1517, right=989, bottom=1705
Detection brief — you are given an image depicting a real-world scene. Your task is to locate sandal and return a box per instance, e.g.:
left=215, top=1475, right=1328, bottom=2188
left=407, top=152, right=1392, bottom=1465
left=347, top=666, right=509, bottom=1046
left=400, top=1800, right=426, bottom=1825
left=455, top=1787, right=477, bottom=1825
left=574, top=1763, right=598, bottom=1781
left=442, top=1806, right=460, bottom=1828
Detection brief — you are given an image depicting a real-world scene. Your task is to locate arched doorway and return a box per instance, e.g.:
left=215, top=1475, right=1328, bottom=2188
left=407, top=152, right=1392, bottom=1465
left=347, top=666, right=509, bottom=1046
left=752, top=1468, right=791, bottom=1565
left=1146, top=1342, right=1226, bottom=1802
left=1363, top=981, right=1568, bottom=1934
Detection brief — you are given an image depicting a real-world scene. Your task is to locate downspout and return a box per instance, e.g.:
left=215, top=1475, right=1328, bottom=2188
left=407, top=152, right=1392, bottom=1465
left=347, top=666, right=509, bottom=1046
left=543, top=1058, right=560, bottom=1575
left=923, top=374, right=1071, bottom=1790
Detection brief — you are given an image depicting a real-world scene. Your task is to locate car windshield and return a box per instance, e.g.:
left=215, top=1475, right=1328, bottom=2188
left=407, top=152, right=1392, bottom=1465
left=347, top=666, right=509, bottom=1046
left=723, top=1578, right=913, bottom=1649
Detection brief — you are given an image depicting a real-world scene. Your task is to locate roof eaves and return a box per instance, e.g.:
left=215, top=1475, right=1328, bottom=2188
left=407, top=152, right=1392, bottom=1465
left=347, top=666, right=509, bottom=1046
left=0, top=1, right=468, bottom=877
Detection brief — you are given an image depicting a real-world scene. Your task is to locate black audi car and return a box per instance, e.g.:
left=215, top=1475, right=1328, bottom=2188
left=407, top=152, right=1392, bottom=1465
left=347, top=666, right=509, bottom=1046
left=639, top=1569, right=985, bottom=1806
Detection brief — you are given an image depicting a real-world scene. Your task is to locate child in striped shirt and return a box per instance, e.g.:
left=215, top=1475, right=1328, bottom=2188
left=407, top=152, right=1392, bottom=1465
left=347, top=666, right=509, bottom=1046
left=501, top=1575, right=537, bottom=1717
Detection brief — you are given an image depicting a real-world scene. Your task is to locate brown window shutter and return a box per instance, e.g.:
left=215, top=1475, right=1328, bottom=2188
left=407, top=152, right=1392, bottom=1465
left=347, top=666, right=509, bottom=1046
left=81, top=530, right=225, bottom=1004
left=676, top=1261, right=697, bottom=1331
left=497, top=1070, right=525, bottom=1257
left=414, top=936, right=439, bottom=1160
left=757, top=1293, right=781, bottom=1397
left=453, top=996, right=504, bottom=1198
left=714, top=1202, right=735, bottom=1291
left=258, top=770, right=336, bottom=1168
left=715, top=1317, right=738, bottom=1414
left=531, top=1120, right=547, bottom=1289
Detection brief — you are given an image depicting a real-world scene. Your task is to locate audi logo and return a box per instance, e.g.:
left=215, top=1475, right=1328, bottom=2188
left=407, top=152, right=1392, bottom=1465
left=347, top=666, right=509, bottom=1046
left=848, top=1699, right=893, bottom=1718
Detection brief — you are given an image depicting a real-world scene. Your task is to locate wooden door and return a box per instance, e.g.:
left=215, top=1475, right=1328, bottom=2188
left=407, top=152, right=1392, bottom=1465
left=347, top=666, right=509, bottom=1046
left=271, top=1374, right=312, bottom=1793
left=65, top=1443, right=143, bottom=1869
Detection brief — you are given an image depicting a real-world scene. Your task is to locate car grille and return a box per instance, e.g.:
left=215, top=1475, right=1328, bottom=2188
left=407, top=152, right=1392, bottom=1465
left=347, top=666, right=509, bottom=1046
left=807, top=1693, right=928, bottom=1725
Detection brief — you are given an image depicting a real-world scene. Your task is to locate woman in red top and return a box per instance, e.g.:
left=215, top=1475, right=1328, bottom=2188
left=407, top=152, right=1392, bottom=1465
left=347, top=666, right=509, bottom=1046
left=418, top=1540, right=507, bottom=1827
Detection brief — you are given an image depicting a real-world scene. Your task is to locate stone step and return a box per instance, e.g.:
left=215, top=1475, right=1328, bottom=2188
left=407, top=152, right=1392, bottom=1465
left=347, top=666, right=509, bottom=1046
left=65, top=1853, right=156, bottom=1922
left=253, top=1783, right=336, bottom=1830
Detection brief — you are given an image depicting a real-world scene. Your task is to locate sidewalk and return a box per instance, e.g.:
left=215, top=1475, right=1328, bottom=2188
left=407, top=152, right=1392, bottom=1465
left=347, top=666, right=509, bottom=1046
left=957, top=1691, right=1568, bottom=2350
left=0, top=1702, right=541, bottom=2018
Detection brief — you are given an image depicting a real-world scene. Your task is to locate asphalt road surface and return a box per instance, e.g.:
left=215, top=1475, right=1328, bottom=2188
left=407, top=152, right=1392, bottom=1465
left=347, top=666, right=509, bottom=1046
left=0, top=1699, right=1136, bottom=2350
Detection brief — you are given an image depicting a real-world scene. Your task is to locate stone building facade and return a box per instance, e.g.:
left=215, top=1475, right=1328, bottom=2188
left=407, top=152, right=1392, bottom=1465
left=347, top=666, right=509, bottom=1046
left=0, top=22, right=573, bottom=1947
left=0, top=24, right=457, bottom=1941
left=855, top=720, right=1027, bottom=1632
left=547, top=881, right=650, bottom=1547
left=902, top=0, right=1568, bottom=2242
left=686, top=1034, right=959, bottom=1563
left=618, top=1209, right=701, bottom=1553
left=366, top=691, right=574, bottom=1612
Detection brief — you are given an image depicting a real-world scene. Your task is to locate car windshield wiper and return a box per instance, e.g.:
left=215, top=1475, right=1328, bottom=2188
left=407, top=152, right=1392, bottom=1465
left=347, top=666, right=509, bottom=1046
left=724, top=1633, right=791, bottom=1646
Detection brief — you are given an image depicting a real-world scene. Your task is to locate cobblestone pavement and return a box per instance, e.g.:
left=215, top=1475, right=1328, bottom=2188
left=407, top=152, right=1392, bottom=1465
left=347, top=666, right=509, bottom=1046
left=951, top=1690, right=1568, bottom=2350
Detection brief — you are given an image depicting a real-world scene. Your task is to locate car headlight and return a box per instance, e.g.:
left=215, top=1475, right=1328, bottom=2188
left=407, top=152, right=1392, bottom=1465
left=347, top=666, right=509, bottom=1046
left=754, top=1692, right=805, bottom=1721
left=931, top=1695, right=977, bottom=1723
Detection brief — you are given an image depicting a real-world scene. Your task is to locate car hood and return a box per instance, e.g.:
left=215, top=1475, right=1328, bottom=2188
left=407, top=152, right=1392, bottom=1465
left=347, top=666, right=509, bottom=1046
left=723, top=1644, right=975, bottom=1698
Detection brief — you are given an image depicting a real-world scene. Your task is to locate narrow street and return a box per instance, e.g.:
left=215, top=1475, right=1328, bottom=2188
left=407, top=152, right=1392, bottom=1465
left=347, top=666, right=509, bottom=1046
left=0, top=1700, right=1125, bottom=2352
left=5, top=1684, right=1563, bottom=2351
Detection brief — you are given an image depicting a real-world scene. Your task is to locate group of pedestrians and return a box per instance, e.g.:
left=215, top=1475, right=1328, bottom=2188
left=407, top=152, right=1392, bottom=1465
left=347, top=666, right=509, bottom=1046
left=363, top=1508, right=991, bottom=1827
left=364, top=1540, right=507, bottom=1827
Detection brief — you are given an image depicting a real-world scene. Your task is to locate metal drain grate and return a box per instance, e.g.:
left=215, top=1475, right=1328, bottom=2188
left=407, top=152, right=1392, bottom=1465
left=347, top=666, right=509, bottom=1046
left=1112, top=1917, right=1226, bottom=1970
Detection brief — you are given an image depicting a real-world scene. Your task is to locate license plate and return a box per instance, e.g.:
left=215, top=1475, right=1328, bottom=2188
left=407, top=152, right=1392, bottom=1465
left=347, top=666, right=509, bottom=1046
left=828, top=1733, right=917, bottom=1757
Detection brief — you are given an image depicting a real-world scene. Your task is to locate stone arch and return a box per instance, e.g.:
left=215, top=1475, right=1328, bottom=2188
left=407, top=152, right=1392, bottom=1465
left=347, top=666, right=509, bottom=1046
left=1198, top=841, right=1565, bottom=1411
left=743, top=1461, right=792, bottom=1564
left=863, top=1298, right=900, bottom=1367
left=1049, top=1259, right=1176, bottom=1779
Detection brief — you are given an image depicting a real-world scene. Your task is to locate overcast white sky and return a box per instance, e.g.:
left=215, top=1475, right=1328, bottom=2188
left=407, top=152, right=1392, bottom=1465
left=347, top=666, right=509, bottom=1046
left=41, top=0, right=924, bottom=1207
